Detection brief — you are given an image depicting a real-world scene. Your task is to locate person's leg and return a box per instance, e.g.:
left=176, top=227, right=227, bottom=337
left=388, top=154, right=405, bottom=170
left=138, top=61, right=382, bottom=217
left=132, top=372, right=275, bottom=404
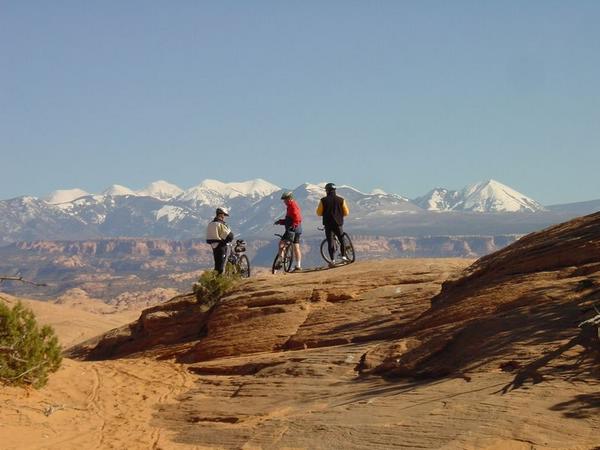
left=293, top=233, right=302, bottom=269
left=334, top=225, right=346, bottom=257
left=212, top=246, right=220, bottom=271
left=326, top=226, right=336, bottom=260
left=214, top=243, right=227, bottom=274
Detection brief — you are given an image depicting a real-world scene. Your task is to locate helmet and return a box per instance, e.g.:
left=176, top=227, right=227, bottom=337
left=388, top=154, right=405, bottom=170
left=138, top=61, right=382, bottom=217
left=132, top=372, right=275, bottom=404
left=215, top=207, right=229, bottom=216
left=280, top=191, right=294, bottom=200
left=325, top=182, right=336, bottom=193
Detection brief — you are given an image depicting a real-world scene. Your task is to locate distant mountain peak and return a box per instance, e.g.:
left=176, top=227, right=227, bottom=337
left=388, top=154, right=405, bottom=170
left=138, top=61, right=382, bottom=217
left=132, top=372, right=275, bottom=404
left=458, top=179, right=544, bottom=212
left=179, top=178, right=280, bottom=205
left=414, top=187, right=461, bottom=211
left=138, top=180, right=183, bottom=200
left=45, top=188, right=90, bottom=204
left=102, top=184, right=137, bottom=197
left=415, top=180, right=544, bottom=213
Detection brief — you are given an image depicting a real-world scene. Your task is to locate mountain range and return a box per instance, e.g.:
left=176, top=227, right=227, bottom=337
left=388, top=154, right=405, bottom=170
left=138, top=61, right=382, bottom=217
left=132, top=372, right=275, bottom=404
left=0, top=178, right=598, bottom=245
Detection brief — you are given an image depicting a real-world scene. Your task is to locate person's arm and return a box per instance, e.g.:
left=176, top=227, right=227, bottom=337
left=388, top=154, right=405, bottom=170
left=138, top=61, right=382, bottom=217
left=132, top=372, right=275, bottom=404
left=316, top=199, right=323, bottom=216
left=218, top=223, right=234, bottom=242
left=342, top=199, right=350, bottom=216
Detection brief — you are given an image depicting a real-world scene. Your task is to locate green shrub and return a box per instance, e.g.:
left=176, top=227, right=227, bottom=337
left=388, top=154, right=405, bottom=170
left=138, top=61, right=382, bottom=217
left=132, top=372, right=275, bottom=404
left=0, top=301, right=62, bottom=388
left=193, top=270, right=239, bottom=307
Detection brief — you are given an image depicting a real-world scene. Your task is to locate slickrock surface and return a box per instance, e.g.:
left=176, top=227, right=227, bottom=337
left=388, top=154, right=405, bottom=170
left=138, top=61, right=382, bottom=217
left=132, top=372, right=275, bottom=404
left=68, top=259, right=466, bottom=362
left=3, top=213, right=600, bottom=449
left=361, top=212, right=600, bottom=382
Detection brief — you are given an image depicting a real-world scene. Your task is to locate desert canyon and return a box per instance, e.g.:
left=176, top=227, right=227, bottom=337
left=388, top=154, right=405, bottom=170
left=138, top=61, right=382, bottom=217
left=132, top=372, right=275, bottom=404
left=1, top=212, right=600, bottom=449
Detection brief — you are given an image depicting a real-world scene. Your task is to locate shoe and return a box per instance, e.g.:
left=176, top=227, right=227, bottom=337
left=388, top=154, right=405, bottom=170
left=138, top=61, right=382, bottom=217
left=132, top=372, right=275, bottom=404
left=328, top=261, right=336, bottom=268
left=341, top=256, right=349, bottom=263
left=291, top=266, right=302, bottom=272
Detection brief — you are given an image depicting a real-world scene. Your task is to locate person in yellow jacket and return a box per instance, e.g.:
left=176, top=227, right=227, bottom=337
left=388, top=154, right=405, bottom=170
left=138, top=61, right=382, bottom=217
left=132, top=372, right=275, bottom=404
left=316, top=183, right=350, bottom=266
left=206, top=207, right=234, bottom=274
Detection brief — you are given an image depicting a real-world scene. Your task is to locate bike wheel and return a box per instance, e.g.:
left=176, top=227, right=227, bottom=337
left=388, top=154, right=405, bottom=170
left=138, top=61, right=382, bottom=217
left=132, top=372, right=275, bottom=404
left=283, top=243, right=294, bottom=272
left=320, top=238, right=340, bottom=263
left=272, top=254, right=283, bottom=274
left=238, top=254, right=250, bottom=278
left=341, top=233, right=355, bottom=263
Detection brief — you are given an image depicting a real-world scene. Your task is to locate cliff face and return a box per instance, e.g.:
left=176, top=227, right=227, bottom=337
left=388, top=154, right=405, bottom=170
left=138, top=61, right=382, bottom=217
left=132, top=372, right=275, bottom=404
left=2, top=234, right=518, bottom=268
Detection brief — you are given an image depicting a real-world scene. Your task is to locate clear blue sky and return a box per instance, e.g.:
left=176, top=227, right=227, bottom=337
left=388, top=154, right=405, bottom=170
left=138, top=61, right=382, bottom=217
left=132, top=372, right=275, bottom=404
left=1, top=1, right=599, bottom=204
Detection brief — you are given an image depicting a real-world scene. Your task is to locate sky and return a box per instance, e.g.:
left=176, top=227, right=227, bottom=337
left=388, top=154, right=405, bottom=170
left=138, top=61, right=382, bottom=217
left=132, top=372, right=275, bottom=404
left=1, top=1, right=599, bottom=205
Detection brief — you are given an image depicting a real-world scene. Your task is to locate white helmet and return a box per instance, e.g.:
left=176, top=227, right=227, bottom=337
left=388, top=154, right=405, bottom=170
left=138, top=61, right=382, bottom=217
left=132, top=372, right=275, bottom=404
left=215, top=207, right=229, bottom=216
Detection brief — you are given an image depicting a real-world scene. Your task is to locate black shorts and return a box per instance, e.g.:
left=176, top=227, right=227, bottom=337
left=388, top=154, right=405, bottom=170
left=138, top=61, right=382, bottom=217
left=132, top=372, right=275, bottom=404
left=282, top=229, right=301, bottom=244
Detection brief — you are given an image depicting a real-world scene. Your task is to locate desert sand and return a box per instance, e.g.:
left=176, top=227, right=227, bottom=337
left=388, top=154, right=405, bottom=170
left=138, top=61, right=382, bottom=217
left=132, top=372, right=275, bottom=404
left=2, top=213, right=600, bottom=449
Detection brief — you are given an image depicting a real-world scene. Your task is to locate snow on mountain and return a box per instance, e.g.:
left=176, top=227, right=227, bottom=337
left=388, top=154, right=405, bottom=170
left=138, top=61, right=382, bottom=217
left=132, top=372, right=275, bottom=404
left=45, top=188, right=90, bottom=205
left=455, top=179, right=544, bottom=212
left=154, top=205, right=186, bottom=222
left=414, top=188, right=461, bottom=211
left=415, top=180, right=544, bottom=213
left=138, top=180, right=183, bottom=200
left=371, top=188, right=388, bottom=195
left=102, top=184, right=137, bottom=197
left=179, top=178, right=280, bottom=205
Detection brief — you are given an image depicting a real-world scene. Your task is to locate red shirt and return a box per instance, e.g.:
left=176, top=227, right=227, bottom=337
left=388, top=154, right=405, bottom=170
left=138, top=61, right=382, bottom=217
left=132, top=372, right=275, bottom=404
left=286, top=200, right=302, bottom=228
left=277, top=199, right=302, bottom=228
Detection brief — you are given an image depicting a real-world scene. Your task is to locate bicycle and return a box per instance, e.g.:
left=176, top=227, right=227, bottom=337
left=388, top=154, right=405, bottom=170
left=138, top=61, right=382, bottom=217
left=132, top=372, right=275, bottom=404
left=319, top=227, right=356, bottom=265
left=224, top=239, right=251, bottom=278
left=272, top=233, right=294, bottom=274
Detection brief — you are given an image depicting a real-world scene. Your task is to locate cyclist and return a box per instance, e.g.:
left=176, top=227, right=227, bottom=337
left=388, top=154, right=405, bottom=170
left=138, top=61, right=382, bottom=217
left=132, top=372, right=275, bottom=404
left=274, top=191, right=303, bottom=272
left=206, top=207, right=234, bottom=274
left=316, top=183, right=350, bottom=267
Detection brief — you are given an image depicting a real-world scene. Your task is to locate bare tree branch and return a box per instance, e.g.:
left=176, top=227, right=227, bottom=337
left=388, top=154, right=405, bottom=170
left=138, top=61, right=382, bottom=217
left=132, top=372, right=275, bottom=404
left=0, top=276, right=47, bottom=287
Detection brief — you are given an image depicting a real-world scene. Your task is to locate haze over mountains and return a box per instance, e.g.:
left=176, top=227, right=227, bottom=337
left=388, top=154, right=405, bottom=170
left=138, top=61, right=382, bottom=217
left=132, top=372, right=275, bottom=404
left=1, top=178, right=597, bottom=246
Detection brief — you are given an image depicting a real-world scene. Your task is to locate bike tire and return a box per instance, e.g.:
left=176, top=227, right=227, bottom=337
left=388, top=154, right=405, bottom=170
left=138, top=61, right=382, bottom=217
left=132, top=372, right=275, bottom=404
left=341, top=233, right=355, bottom=263
left=320, top=236, right=341, bottom=264
left=283, top=243, right=294, bottom=272
left=238, top=254, right=250, bottom=278
left=272, top=254, right=283, bottom=274
left=320, top=238, right=332, bottom=263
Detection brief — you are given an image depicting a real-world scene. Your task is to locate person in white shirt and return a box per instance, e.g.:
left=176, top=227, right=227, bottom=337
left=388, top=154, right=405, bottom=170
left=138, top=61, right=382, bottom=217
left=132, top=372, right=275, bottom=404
left=205, top=207, right=234, bottom=274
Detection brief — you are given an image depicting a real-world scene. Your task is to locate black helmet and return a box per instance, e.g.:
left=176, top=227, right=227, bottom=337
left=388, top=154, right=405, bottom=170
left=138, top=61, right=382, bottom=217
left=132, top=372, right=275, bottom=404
left=325, top=182, right=336, bottom=193
left=280, top=191, right=294, bottom=200
left=215, top=207, right=229, bottom=216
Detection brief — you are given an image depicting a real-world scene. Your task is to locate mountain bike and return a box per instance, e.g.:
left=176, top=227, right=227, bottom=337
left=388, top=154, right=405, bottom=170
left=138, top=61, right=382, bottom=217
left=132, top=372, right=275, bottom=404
left=225, top=239, right=251, bottom=278
left=319, top=228, right=356, bottom=265
left=272, top=233, right=294, bottom=274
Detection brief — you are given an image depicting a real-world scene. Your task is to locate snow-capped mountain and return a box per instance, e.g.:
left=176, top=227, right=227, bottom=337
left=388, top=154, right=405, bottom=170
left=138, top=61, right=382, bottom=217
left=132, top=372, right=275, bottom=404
left=44, top=188, right=90, bottom=205
left=179, top=179, right=280, bottom=206
left=456, top=179, right=544, bottom=212
left=138, top=180, right=183, bottom=200
left=414, top=188, right=461, bottom=211
left=102, top=184, right=137, bottom=197
left=414, top=180, right=545, bottom=213
left=0, top=178, right=563, bottom=245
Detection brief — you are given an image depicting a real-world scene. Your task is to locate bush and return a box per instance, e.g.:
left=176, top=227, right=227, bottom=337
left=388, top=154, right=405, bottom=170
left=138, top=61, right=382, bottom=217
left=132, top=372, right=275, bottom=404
left=193, top=270, right=239, bottom=307
left=0, top=301, right=62, bottom=388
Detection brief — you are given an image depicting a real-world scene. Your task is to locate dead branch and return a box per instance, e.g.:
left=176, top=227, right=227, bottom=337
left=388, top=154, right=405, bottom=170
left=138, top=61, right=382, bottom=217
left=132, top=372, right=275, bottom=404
left=579, top=304, right=600, bottom=340
left=0, top=276, right=47, bottom=287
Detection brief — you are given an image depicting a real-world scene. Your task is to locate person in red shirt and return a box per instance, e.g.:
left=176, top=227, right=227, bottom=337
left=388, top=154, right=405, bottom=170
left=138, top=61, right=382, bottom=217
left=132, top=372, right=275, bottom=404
left=274, top=191, right=303, bottom=271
